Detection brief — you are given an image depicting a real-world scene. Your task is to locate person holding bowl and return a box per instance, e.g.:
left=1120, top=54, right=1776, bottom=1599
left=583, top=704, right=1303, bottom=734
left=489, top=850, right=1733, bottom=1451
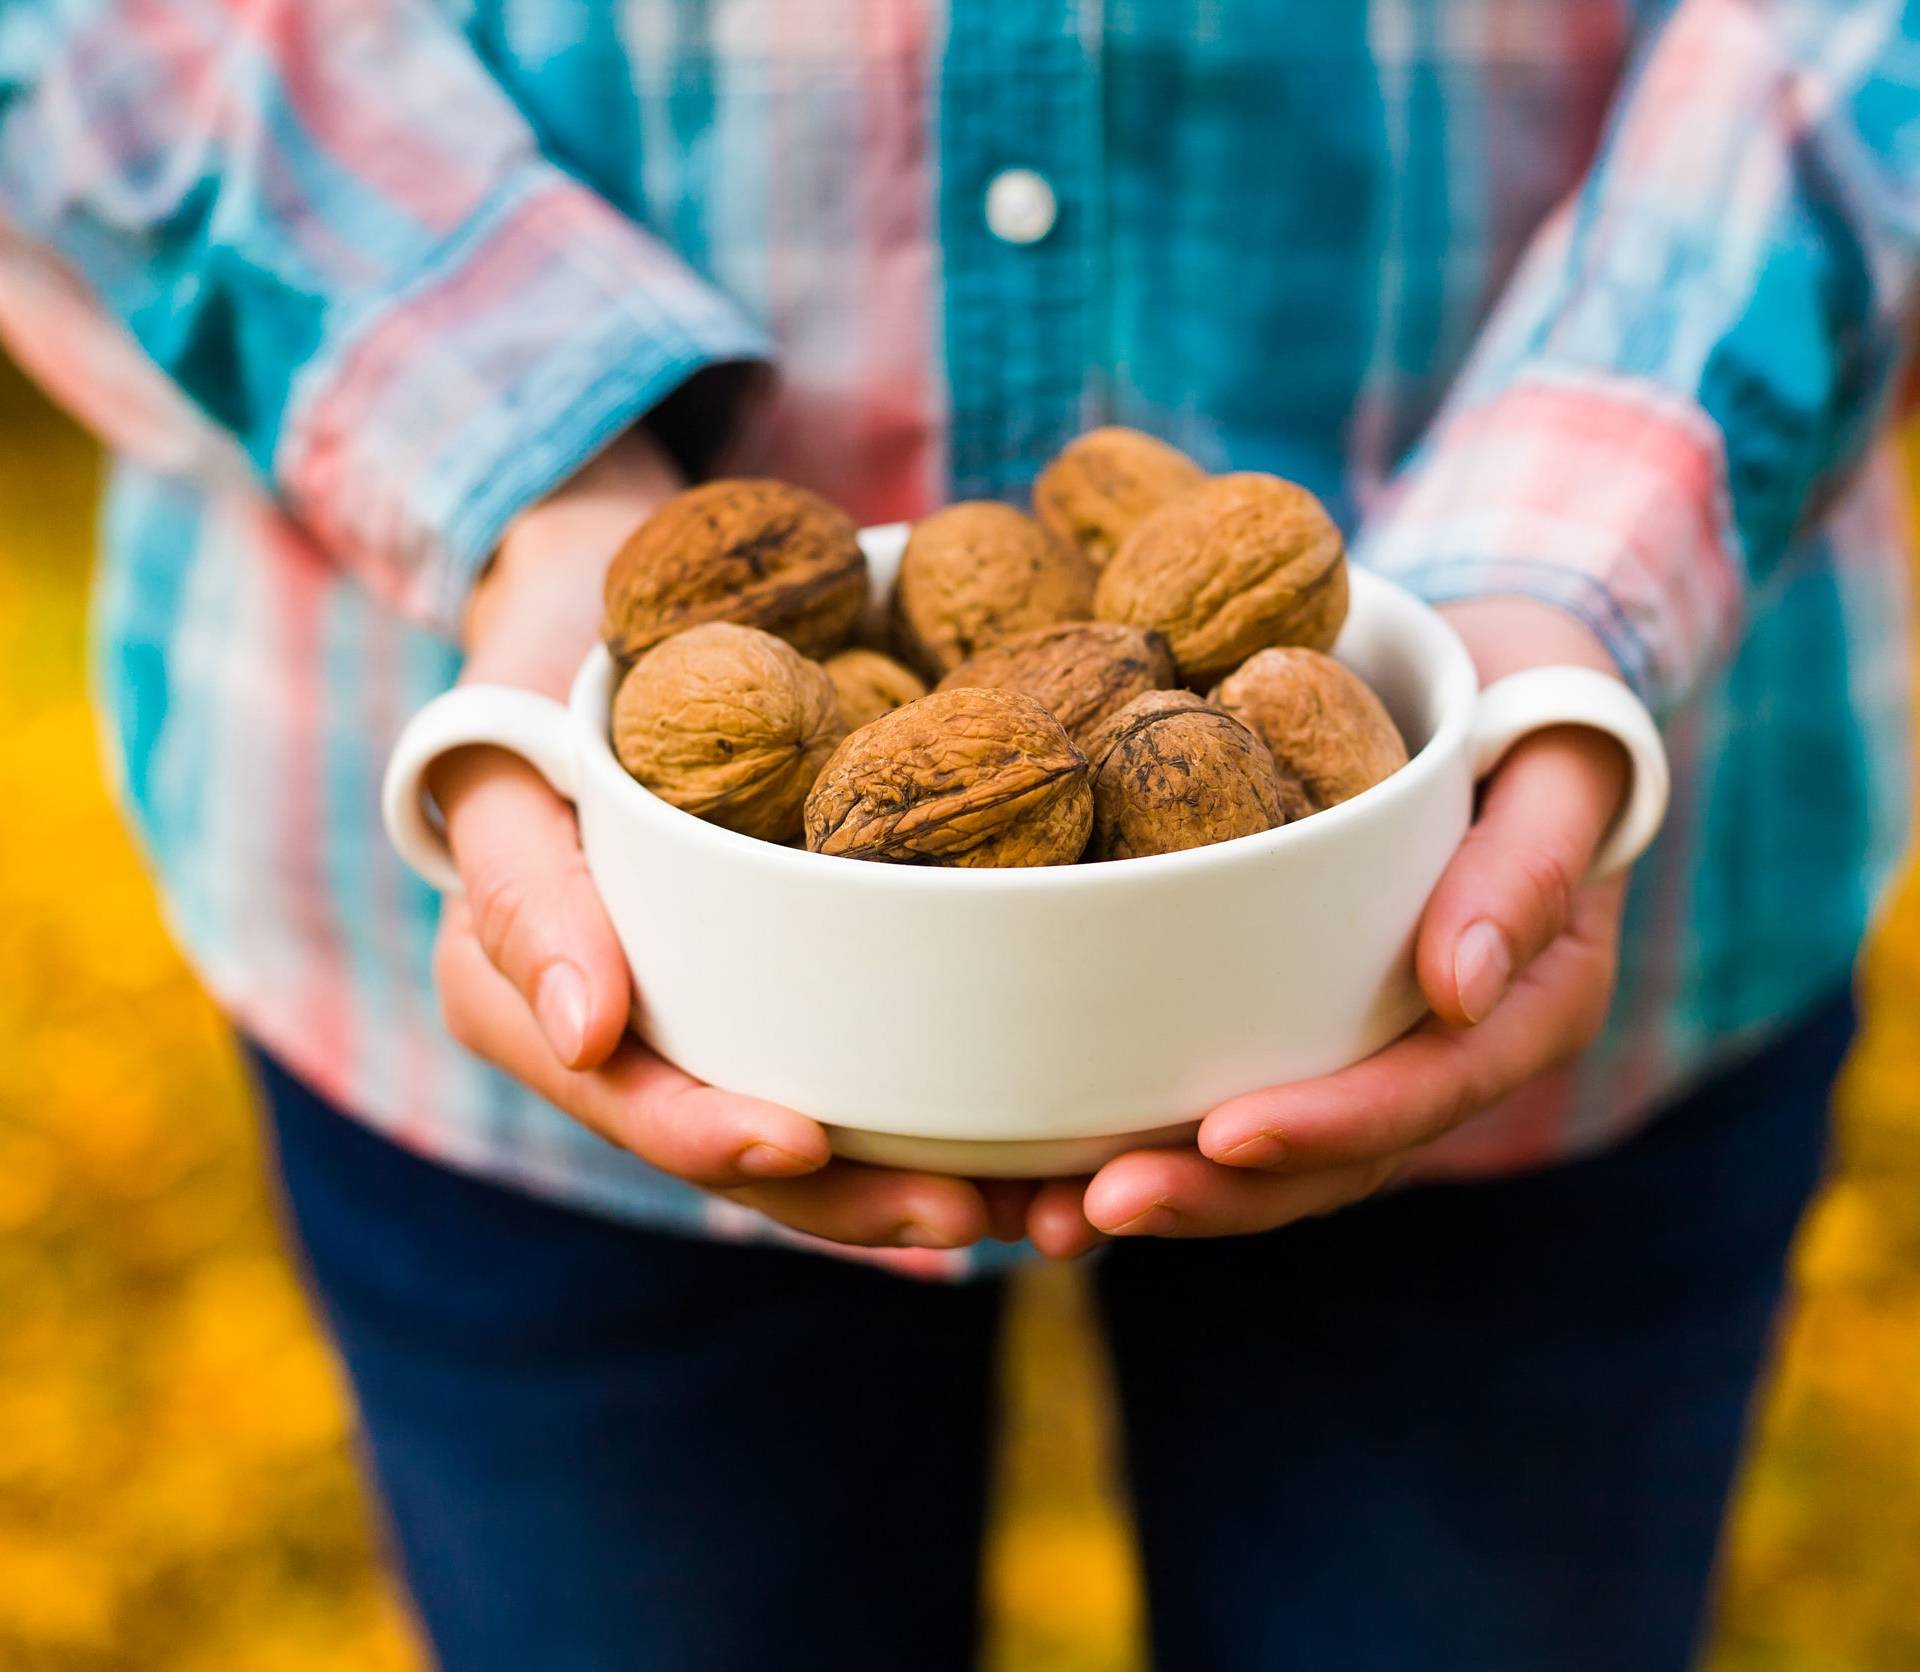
left=2, top=3, right=1912, bottom=1668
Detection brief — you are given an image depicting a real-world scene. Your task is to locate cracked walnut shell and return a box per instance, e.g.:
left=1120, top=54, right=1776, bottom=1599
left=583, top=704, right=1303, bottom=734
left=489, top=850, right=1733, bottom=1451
left=1033, top=427, right=1207, bottom=568
left=891, top=502, right=1096, bottom=679
left=1093, top=473, right=1348, bottom=686
left=1212, top=648, right=1408, bottom=815
left=823, top=649, right=928, bottom=733
left=936, top=621, right=1175, bottom=748
left=803, top=687, right=1092, bottom=866
left=1082, top=690, right=1287, bottom=861
left=611, top=622, right=847, bottom=843
left=602, top=480, right=867, bottom=665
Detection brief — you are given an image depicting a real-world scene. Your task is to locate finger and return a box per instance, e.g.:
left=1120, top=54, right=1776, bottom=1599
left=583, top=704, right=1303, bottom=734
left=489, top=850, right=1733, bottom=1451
left=436, top=908, right=829, bottom=1184
left=1199, top=884, right=1621, bottom=1172
left=722, top=1164, right=991, bottom=1250
left=1083, top=1149, right=1399, bottom=1239
left=1417, top=728, right=1628, bottom=1027
left=434, top=748, right=630, bottom=1070
left=1026, top=1178, right=1106, bottom=1261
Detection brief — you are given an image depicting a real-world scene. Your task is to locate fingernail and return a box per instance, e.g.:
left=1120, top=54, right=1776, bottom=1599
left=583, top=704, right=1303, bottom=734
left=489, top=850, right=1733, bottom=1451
left=1103, top=1202, right=1177, bottom=1237
left=535, top=964, right=589, bottom=1062
left=1453, top=920, right=1513, bottom=1024
left=737, top=1142, right=819, bottom=1179
left=896, top=1222, right=959, bottom=1249
left=1219, top=1130, right=1286, bottom=1169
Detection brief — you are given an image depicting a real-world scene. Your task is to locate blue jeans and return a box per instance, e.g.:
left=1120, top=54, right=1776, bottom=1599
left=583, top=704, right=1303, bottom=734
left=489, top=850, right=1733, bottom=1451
left=256, top=991, right=1850, bottom=1672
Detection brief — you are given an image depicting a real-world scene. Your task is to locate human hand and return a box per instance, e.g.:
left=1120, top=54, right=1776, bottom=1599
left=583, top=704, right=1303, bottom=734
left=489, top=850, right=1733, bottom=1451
left=428, top=431, right=998, bottom=1250
left=1026, top=598, right=1634, bottom=1258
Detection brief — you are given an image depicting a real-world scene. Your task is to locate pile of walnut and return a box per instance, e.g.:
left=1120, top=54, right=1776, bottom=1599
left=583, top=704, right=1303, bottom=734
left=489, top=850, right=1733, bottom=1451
left=601, top=428, right=1408, bottom=867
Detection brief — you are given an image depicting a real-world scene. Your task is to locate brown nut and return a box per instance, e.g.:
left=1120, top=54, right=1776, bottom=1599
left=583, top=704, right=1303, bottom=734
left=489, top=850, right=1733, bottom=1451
left=823, top=648, right=928, bottom=733
left=936, top=621, right=1176, bottom=747
left=602, top=479, right=867, bottom=665
left=1082, top=690, right=1286, bottom=861
left=804, top=687, right=1092, bottom=867
left=1033, top=427, right=1208, bottom=568
left=891, top=502, right=1096, bottom=679
left=1093, top=473, right=1348, bottom=686
left=1212, top=648, right=1408, bottom=815
left=611, top=623, right=847, bottom=842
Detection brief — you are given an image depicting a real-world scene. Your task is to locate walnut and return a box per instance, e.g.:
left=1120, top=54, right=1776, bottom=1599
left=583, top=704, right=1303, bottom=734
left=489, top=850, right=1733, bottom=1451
left=936, top=621, right=1176, bottom=747
left=1033, top=427, right=1207, bottom=567
left=1082, top=690, right=1287, bottom=861
left=891, top=502, right=1097, bottom=679
left=602, top=480, right=867, bottom=665
left=823, top=648, right=928, bottom=733
left=803, top=687, right=1092, bottom=866
left=611, top=622, right=847, bottom=842
left=1093, top=473, right=1348, bottom=686
left=1212, top=648, right=1409, bottom=815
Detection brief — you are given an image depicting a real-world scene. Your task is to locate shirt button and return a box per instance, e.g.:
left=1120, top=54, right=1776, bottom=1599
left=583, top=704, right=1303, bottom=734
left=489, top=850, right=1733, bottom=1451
left=984, top=168, right=1058, bottom=245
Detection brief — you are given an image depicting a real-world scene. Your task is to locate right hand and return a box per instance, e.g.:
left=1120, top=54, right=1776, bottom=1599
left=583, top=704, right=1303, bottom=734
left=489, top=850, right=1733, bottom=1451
left=428, top=429, right=1003, bottom=1250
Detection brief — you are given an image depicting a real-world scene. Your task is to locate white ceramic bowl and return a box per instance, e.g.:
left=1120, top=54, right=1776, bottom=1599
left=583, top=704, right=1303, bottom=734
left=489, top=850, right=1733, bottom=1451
left=384, top=524, right=1668, bottom=1176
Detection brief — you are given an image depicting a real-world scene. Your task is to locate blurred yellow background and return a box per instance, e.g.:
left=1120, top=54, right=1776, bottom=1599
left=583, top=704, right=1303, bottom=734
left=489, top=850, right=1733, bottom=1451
left=4, top=355, right=1920, bottom=1670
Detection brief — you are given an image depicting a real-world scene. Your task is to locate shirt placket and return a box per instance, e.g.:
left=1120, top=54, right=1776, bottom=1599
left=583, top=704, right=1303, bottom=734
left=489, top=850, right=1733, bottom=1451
left=938, top=2, right=1103, bottom=503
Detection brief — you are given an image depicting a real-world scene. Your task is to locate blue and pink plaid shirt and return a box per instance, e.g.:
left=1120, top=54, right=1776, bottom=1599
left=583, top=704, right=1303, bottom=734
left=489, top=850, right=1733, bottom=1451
left=3, top=1, right=1917, bottom=1269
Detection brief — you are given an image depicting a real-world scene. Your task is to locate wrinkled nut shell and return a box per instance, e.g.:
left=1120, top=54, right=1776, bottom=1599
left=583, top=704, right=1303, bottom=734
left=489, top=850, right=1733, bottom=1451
left=804, top=687, right=1092, bottom=867
left=892, top=502, right=1097, bottom=679
left=1083, top=690, right=1286, bottom=861
left=603, top=480, right=867, bottom=665
left=823, top=648, right=928, bottom=733
left=1033, top=427, right=1208, bottom=568
left=936, top=621, right=1176, bottom=747
left=612, top=622, right=847, bottom=842
left=1093, top=472, right=1348, bottom=686
left=1212, top=647, right=1408, bottom=815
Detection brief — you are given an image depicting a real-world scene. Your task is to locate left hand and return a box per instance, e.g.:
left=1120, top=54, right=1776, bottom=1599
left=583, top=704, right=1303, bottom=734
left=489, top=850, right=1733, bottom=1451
left=1026, top=597, right=1635, bottom=1258
left=432, top=431, right=1011, bottom=1252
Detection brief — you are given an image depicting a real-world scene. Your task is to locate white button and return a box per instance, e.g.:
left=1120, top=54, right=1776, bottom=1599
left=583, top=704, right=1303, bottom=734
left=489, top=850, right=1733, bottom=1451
left=984, top=168, right=1058, bottom=245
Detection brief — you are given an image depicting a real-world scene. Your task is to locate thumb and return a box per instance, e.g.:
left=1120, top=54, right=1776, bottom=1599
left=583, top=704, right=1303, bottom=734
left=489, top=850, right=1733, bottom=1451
left=1417, top=726, right=1628, bottom=1028
left=434, top=745, right=632, bottom=1069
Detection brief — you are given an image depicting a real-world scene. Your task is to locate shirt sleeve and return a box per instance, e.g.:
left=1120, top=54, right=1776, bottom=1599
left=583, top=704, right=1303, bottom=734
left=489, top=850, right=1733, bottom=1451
left=1352, top=0, right=1920, bottom=715
left=0, top=0, right=772, bottom=635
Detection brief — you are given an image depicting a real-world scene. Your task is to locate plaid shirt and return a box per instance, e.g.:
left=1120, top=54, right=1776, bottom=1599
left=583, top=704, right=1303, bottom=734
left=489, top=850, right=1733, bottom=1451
left=3, top=0, right=1915, bottom=1270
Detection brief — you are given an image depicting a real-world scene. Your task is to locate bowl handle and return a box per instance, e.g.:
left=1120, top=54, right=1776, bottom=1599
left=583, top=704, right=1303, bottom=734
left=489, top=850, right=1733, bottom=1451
left=1468, top=667, right=1670, bottom=882
left=380, top=686, right=579, bottom=894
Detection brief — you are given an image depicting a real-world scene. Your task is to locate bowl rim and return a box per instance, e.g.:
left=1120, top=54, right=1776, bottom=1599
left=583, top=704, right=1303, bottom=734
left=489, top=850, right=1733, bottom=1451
left=570, top=565, right=1480, bottom=895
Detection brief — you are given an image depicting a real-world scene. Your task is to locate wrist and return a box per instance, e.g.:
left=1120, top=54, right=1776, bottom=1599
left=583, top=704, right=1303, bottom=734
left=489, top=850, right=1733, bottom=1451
left=499, top=426, right=684, bottom=556
left=465, top=427, right=685, bottom=659
left=1437, top=595, right=1623, bottom=687
left=461, top=428, right=685, bottom=696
